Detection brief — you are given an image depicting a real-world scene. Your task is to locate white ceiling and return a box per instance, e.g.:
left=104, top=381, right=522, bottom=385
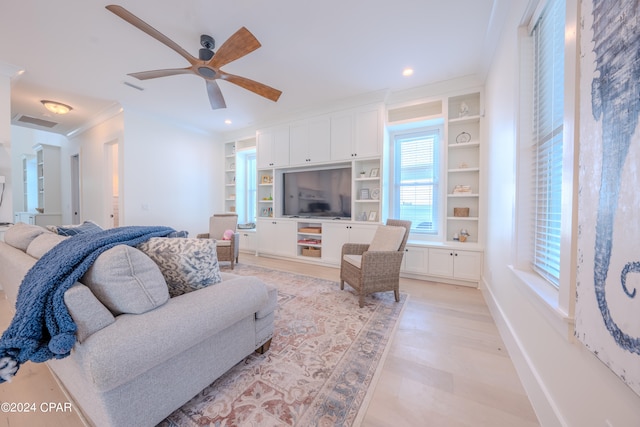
left=1, top=0, right=506, bottom=137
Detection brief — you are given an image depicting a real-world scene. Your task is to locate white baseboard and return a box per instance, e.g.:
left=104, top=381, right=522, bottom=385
left=480, top=276, right=567, bottom=427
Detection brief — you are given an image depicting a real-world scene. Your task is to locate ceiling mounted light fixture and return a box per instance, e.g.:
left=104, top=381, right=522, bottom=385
left=41, top=100, right=73, bottom=115
left=402, top=68, right=414, bottom=77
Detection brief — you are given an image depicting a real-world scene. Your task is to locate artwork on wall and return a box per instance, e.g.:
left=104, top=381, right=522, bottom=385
left=576, top=0, right=640, bottom=396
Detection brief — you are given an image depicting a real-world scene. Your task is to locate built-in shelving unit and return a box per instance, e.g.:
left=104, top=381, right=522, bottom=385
left=258, top=170, right=274, bottom=218
left=224, top=142, right=236, bottom=214
left=446, top=92, right=481, bottom=244
left=297, top=222, right=322, bottom=258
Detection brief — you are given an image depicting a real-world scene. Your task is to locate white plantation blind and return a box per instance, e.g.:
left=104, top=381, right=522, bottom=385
left=531, top=0, right=565, bottom=286
left=393, top=129, right=440, bottom=233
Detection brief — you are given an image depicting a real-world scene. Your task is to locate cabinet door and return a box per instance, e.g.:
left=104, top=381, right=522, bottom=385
left=289, top=121, right=309, bottom=166
left=307, top=116, right=331, bottom=163
left=453, top=250, right=482, bottom=281
left=256, top=131, right=274, bottom=169
left=321, top=223, right=351, bottom=264
left=272, top=127, right=290, bottom=167
left=257, top=220, right=278, bottom=254
left=428, top=248, right=455, bottom=277
left=354, top=107, right=380, bottom=158
left=239, top=231, right=257, bottom=252
left=330, top=113, right=353, bottom=161
left=402, top=246, right=428, bottom=274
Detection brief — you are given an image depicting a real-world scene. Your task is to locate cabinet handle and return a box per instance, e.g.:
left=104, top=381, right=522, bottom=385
left=455, top=253, right=458, bottom=256
left=450, top=252, right=454, bottom=256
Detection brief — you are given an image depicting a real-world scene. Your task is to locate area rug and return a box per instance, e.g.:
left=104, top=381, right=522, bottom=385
left=158, top=263, right=407, bottom=427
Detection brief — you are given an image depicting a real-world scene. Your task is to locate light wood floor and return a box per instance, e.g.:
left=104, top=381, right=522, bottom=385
left=0, top=255, right=539, bottom=427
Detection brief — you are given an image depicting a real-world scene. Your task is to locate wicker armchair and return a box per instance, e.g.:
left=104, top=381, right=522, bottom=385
left=197, top=214, right=239, bottom=269
left=340, top=219, right=411, bottom=307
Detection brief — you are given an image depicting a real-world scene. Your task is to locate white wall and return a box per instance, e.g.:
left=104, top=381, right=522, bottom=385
left=482, top=1, right=640, bottom=426
left=69, top=109, right=221, bottom=237
left=0, top=75, right=11, bottom=223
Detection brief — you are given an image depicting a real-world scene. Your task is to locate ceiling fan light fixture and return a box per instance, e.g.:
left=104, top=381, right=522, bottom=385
left=41, top=100, right=73, bottom=115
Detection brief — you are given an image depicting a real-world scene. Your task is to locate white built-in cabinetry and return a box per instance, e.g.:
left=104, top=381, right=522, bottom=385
left=401, top=244, right=482, bottom=286
left=257, top=126, right=289, bottom=169
left=330, top=105, right=381, bottom=161
left=289, top=116, right=331, bottom=166
left=224, top=142, right=236, bottom=214
left=446, top=92, right=481, bottom=243
left=15, top=144, right=62, bottom=226
left=257, top=219, right=296, bottom=257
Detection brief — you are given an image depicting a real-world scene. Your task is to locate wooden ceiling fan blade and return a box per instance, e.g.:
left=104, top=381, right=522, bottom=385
left=129, top=68, right=194, bottom=80
left=206, top=81, right=227, bottom=110
left=106, top=5, right=197, bottom=65
left=209, top=27, right=261, bottom=69
left=219, top=72, right=282, bottom=102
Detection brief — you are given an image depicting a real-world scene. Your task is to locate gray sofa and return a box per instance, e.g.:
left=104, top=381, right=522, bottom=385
left=0, top=223, right=277, bottom=427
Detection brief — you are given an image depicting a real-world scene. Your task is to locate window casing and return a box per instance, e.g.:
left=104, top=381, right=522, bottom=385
left=391, top=127, right=442, bottom=236
left=531, top=0, right=566, bottom=287
left=512, top=0, right=578, bottom=334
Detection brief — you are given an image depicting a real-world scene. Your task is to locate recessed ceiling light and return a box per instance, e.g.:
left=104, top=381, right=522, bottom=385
left=224, top=119, right=232, bottom=125
left=402, top=68, right=414, bottom=77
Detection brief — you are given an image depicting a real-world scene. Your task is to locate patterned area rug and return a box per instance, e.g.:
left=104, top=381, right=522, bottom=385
left=158, top=263, right=407, bottom=427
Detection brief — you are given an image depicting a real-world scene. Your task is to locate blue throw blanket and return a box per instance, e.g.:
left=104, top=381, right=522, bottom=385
left=0, top=225, right=175, bottom=383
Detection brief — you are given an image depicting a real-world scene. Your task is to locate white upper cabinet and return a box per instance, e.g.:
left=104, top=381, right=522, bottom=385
left=330, top=104, right=382, bottom=161
left=289, top=116, right=331, bottom=166
left=257, top=126, right=290, bottom=169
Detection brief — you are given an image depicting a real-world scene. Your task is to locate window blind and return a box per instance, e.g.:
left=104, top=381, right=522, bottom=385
left=394, top=129, right=439, bottom=233
left=532, top=0, right=565, bottom=286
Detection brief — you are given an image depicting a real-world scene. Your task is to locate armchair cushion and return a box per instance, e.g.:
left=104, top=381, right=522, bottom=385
left=137, top=237, right=222, bottom=297
left=368, top=225, right=406, bottom=252
left=344, top=254, right=362, bottom=268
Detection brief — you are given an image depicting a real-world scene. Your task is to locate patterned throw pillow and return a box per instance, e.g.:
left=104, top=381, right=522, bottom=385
left=137, top=237, right=222, bottom=297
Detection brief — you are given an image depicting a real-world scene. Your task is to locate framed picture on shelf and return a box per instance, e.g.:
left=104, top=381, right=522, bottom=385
left=261, top=175, right=272, bottom=184
left=370, top=167, right=379, bottom=177
left=368, top=211, right=377, bottom=222
left=359, top=188, right=370, bottom=200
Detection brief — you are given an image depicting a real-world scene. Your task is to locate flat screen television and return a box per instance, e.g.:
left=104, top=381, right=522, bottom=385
left=282, top=166, right=352, bottom=219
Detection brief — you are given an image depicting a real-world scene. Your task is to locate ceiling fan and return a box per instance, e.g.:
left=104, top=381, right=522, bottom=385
left=105, top=4, right=282, bottom=110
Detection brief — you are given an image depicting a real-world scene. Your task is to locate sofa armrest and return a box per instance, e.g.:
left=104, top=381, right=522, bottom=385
left=73, top=276, right=269, bottom=392
left=196, top=233, right=210, bottom=239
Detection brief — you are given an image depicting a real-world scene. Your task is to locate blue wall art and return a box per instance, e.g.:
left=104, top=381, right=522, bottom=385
left=576, top=0, right=640, bottom=396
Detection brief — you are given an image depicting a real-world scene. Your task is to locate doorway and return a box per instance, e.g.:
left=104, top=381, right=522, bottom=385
left=70, top=154, right=80, bottom=224
left=104, top=140, right=119, bottom=228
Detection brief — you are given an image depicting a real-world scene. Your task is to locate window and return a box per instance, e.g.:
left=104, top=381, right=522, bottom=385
left=236, top=150, right=256, bottom=224
left=392, top=128, right=441, bottom=234
left=531, top=0, right=566, bottom=287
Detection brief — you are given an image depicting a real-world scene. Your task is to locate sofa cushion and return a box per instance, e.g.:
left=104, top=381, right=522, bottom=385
left=4, top=222, right=50, bottom=251
left=26, top=233, right=68, bottom=259
left=54, top=220, right=103, bottom=236
left=137, top=237, right=222, bottom=297
left=81, top=245, right=170, bottom=315
left=368, top=225, right=406, bottom=252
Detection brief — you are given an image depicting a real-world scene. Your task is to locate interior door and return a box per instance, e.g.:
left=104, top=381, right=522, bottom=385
left=104, top=140, right=119, bottom=228
left=70, top=154, right=80, bottom=224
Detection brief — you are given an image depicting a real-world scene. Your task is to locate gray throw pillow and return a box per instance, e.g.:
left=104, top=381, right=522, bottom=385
left=26, top=233, right=68, bottom=259
left=81, top=245, right=169, bottom=315
left=4, top=222, right=50, bottom=251
left=137, top=237, right=222, bottom=297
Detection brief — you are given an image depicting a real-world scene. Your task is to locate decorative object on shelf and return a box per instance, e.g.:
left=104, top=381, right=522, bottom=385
left=456, top=131, right=471, bottom=144
left=459, top=228, right=470, bottom=242
left=261, top=175, right=273, bottom=184
left=359, top=212, right=368, bottom=221
left=371, top=188, right=380, bottom=200
left=368, top=211, right=377, bottom=221
left=458, top=161, right=469, bottom=169
left=229, top=206, right=236, bottom=212
left=453, top=232, right=459, bottom=241
left=359, top=171, right=366, bottom=177
left=453, top=207, right=470, bottom=217
left=452, top=185, right=472, bottom=194
left=229, top=162, right=235, bottom=170
left=370, top=167, right=379, bottom=177
left=459, top=101, right=470, bottom=117
left=359, top=188, right=370, bottom=200
left=35, top=208, right=44, bottom=214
